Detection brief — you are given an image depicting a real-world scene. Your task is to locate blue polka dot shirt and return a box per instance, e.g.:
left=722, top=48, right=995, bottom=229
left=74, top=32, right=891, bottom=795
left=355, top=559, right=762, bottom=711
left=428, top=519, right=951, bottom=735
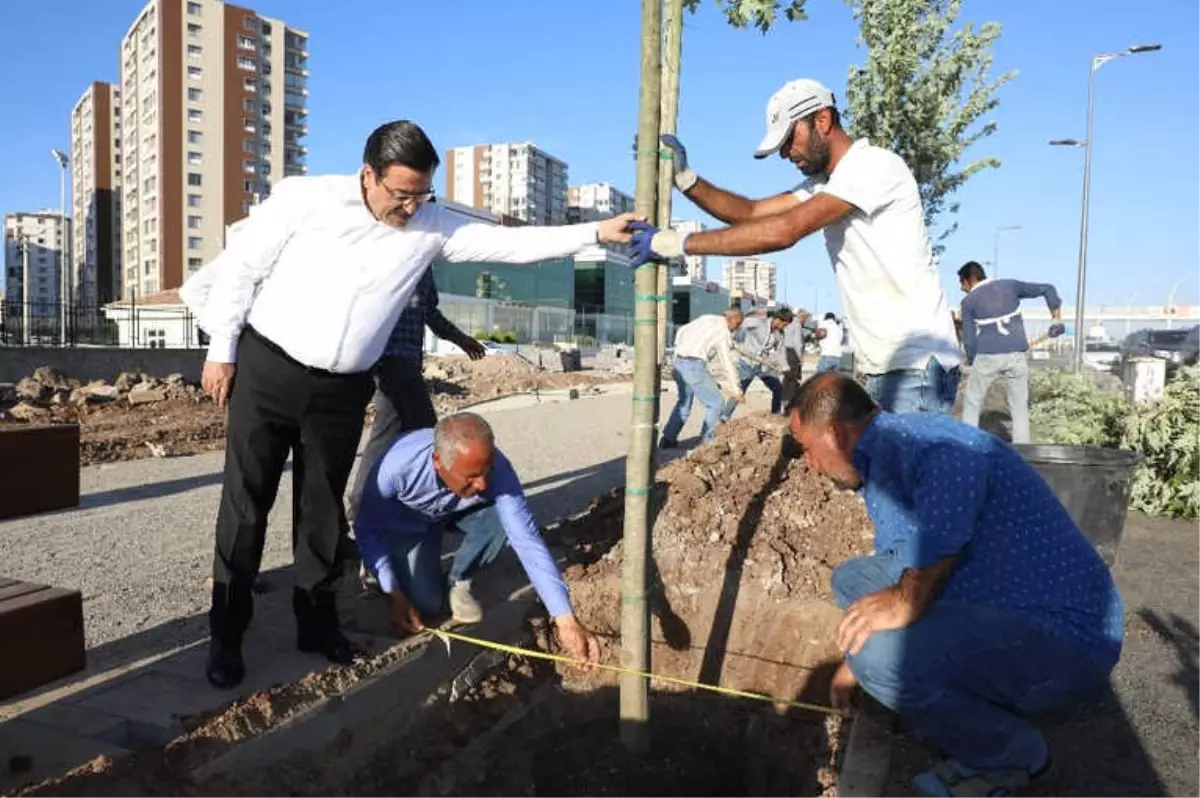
left=853, top=412, right=1125, bottom=653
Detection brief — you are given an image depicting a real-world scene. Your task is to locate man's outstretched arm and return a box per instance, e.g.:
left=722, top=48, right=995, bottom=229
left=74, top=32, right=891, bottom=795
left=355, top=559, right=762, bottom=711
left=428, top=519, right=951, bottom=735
left=683, top=193, right=855, bottom=257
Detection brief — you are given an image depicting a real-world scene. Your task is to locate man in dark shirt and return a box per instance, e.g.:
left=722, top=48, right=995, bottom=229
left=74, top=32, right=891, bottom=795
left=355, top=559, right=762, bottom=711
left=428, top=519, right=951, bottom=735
left=789, top=373, right=1122, bottom=796
left=958, top=261, right=1064, bottom=443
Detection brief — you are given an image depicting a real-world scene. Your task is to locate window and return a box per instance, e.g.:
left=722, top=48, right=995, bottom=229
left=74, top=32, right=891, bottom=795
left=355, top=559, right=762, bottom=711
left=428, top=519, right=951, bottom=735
left=261, top=22, right=272, bottom=35
left=187, top=173, right=202, bottom=187
left=237, top=56, right=256, bottom=72
left=187, top=236, right=202, bottom=250
left=187, top=215, right=201, bottom=229
left=187, top=44, right=202, bottom=60
left=243, top=179, right=253, bottom=192
left=242, top=77, right=257, bottom=92
left=188, top=257, right=203, bottom=269
left=243, top=17, right=256, bottom=29
left=187, top=194, right=202, bottom=208
left=187, top=22, right=201, bottom=36
left=188, top=66, right=202, bottom=80
left=243, top=160, right=256, bottom=173
left=242, top=139, right=256, bottom=153
left=237, top=35, right=255, bottom=50
left=187, top=151, right=202, bottom=166
left=187, top=87, right=202, bottom=101
left=187, top=130, right=202, bottom=144
left=187, top=108, right=202, bottom=123
left=186, top=1, right=201, bottom=15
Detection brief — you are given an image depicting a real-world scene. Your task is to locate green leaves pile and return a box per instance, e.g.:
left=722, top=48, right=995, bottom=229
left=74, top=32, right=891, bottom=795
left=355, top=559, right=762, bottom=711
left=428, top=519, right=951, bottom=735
left=1030, top=367, right=1199, bottom=519
left=1120, top=366, right=1199, bottom=519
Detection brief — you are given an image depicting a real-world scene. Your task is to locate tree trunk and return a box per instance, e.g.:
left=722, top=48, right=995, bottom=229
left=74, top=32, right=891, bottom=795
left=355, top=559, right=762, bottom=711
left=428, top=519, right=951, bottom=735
left=620, top=0, right=662, bottom=753
left=655, top=0, right=683, bottom=368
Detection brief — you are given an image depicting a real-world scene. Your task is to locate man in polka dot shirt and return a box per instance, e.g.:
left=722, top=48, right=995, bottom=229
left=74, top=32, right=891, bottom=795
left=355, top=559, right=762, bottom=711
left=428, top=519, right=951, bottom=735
left=788, top=373, right=1124, bottom=797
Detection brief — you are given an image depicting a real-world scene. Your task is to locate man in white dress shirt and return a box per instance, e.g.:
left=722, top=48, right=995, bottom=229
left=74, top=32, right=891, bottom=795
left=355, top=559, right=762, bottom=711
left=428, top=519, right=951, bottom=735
left=182, top=121, right=636, bottom=688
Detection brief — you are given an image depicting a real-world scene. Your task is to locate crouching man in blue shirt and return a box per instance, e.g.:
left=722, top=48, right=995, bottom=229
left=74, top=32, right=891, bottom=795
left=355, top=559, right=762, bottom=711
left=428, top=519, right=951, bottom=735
left=354, top=412, right=600, bottom=664
left=788, top=373, right=1123, bottom=797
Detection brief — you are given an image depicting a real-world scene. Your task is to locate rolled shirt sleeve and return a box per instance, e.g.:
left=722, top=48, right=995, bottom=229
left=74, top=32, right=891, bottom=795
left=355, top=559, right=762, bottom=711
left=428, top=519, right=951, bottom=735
left=194, top=178, right=300, bottom=363
left=490, top=454, right=572, bottom=618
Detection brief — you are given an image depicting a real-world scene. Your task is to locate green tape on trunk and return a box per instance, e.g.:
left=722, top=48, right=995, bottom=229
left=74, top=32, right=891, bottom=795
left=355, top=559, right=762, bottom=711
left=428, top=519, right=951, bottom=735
left=625, top=486, right=649, bottom=496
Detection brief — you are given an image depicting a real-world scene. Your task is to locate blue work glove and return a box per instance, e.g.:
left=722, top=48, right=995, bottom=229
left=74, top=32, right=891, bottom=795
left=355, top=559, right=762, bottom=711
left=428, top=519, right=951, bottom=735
left=628, top=221, right=687, bottom=268
left=659, top=134, right=698, bottom=192
left=1047, top=323, right=1066, bottom=339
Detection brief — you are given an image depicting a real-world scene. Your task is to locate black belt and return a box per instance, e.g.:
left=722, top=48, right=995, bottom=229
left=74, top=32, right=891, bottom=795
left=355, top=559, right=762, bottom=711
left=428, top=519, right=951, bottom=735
left=243, top=325, right=368, bottom=379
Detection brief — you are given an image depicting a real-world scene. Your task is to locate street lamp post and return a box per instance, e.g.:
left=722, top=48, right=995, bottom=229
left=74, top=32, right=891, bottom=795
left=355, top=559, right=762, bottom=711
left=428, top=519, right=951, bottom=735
left=51, top=148, right=70, bottom=345
left=1050, top=43, right=1161, bottom=372
left=1166, top=273, right=1195, bottom=329
left=993, top=225, right=1022, bottom=278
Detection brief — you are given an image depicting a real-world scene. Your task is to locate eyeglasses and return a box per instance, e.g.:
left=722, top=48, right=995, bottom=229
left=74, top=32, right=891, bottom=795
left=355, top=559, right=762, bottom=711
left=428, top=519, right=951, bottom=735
left=377, top=178, right=435, bottom=208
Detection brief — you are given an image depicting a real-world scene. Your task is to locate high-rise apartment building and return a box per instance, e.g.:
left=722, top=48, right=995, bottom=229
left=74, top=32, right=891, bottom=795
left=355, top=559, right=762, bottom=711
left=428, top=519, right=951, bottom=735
left=722, top=257, right=777, bottom=302
left=445, top=142, right=568, bottom=226
left=118, top=0, right=308, bottom=299
left=567, top=183, right=634, bottom=223
left=70, top=81, right=123, bottom=306
left=670, top=219, right=708, bottom=282
left=4, top=212, right=68, bottom=315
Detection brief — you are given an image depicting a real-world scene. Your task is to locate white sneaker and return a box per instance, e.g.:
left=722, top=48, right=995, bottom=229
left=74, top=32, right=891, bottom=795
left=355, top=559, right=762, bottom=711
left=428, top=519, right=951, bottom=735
left=449, top=580, right=484, bottom=624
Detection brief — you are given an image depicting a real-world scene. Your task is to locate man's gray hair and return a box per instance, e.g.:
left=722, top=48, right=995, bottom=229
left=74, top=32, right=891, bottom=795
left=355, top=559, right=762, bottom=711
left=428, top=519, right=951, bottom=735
left=725, top=307, right=745, bottom=321
left=434, top=412, right=495, bottom=467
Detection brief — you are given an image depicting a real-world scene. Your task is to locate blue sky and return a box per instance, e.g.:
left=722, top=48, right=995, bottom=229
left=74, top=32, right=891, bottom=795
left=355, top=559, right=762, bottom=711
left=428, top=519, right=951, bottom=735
left=1, top=0, right=1196, bottom=315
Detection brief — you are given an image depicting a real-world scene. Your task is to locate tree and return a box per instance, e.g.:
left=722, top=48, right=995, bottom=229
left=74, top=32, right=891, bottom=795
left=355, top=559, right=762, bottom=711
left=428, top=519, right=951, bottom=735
left=475, top=270, right=507, bottom=301
left=682, top=0, right=808, bottom=32
left=843, top=0, right=1015, bottom=251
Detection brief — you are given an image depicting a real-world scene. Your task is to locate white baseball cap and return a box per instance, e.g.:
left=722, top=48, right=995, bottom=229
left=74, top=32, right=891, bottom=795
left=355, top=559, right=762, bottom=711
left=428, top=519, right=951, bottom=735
left=753, top=78, right=837, bottom=159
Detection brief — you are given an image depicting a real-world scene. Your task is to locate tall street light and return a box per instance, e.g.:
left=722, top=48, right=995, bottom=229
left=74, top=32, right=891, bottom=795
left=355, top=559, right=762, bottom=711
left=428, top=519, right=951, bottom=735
left=51, top=148, right=70, bottom=344
left=1166, top=273, right=1195, bottom=330
left=993, top=225, right=1022, bottom=278
left=1050, top=43, right=1161, bottom=372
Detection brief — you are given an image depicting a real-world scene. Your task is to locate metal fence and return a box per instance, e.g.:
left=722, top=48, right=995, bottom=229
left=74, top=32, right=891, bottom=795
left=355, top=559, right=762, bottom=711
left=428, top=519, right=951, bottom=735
left=0, top=300, right=203, bottom=349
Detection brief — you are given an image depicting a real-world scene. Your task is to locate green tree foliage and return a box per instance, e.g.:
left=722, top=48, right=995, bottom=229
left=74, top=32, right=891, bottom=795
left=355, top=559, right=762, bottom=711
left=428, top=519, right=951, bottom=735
left=681, top=0, right=807, bottom=33
left=844, top=0, right=1016, bottom=250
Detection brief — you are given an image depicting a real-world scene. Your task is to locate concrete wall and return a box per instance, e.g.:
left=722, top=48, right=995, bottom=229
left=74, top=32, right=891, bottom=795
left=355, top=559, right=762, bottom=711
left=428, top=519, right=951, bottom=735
left=0, top=347, right=205, bottom=384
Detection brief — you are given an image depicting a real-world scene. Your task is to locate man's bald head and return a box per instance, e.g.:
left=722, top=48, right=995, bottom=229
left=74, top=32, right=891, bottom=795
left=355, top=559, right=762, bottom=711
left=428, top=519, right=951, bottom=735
left=789, top=373, right=878, bottom=428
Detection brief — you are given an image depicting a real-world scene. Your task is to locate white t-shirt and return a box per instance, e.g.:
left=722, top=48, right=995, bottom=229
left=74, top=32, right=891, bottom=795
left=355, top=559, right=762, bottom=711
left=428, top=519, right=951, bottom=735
left=794, top=140, right=961, bottom=375
left=818, top=318, right=843, bottom=357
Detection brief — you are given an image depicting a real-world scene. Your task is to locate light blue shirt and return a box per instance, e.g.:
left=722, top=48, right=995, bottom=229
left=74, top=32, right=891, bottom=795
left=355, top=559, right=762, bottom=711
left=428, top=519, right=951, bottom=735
left=854, top=412, right=1124, bottom=653
left=354, top=428, right=571, bottom=618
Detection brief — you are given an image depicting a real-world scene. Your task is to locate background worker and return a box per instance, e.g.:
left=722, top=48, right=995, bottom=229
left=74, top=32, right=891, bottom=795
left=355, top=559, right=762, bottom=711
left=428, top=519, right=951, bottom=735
left=788, top=374, right=1123, bottom=797
left=815, top=312, right=844, bottom=374
left=958, top=261, right=1065, bottom=444
left=628, top=78, right=962, bottom=413
left=780, top=307, right=815, bottom=407
left=660, top=308, right=745, bottom=448
left=355, top=413, right=600, bottom=663
left=726, top=306, right=793, bottom=417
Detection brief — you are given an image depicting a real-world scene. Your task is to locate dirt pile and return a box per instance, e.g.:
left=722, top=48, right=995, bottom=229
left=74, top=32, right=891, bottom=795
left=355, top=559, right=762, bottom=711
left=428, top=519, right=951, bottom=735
left=421, top=353, right=628, bottom=413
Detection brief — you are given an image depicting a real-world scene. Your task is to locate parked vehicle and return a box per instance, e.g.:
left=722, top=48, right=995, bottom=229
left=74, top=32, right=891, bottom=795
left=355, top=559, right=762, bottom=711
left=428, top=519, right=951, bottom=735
left=1119, top=325, right=1199, bottom=376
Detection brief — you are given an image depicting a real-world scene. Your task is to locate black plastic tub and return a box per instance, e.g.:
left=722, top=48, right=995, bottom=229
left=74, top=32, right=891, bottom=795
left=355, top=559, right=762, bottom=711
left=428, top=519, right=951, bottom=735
left=1015, top=444, right=1142, bottom=568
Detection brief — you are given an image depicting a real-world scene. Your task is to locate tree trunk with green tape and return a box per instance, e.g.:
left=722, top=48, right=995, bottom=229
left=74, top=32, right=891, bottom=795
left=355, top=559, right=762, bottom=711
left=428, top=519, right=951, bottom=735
left=620, top=0, right=662, bottom=753
left=655, top=0, right=683, bottom=371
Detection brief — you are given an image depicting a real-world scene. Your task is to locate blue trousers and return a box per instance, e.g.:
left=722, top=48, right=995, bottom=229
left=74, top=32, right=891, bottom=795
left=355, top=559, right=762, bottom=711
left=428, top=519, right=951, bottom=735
left=865, top=357, right=961, bottom=414
left=816, top=355, right=841, bottom=374
left=662, top=357, right=725, bottom=444
left=377, top=504, right=508, bottom=617
left=723, top=361, right=783, bottom=418
left=832, top=555, right=1118, bottom=772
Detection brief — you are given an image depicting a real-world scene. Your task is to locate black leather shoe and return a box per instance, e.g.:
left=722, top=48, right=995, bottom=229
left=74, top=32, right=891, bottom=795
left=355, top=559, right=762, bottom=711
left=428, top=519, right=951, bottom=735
left=297, top=629, right=365, bottom=665
left=206, top=639, right=246, bottom=689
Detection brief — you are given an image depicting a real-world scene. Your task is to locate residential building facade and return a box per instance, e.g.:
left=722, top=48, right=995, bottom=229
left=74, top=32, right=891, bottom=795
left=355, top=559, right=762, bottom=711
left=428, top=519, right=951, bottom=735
left=118, top=0, right=308, bottom=299
left=445, top=142, right=568, bottom=225
left=567, top=183, right=634, bottom=223
left=722, top=257, right=777, bottom=303
left=670, top=219, right=708, bottom=282
left=4, top=212, right=68, bottom=316
left=70, top=81, right=123, bottom=306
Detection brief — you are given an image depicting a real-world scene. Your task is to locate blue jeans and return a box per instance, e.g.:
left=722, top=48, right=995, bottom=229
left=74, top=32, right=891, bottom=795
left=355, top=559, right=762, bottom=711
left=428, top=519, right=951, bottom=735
left=865, top=357, right=961, bottom=414
left=723, top=361, right=783, bottom=418
left=816, top=355, right=841, bottom=374
left=663, top=357, right=725, bottom=445
left=377, top=504, right=508, bottom=617
left=832, top=555, right=1118, bottom=772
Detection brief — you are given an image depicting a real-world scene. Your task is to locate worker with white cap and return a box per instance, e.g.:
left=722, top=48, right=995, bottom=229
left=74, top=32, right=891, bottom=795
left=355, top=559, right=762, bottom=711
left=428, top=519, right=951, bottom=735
left=628, top=78, right=963, bottom=414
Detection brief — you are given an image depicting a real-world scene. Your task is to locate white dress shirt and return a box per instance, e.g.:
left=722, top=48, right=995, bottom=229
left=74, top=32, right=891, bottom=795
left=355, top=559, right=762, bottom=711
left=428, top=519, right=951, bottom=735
left=673, top=314, right=740, bottom=396
left=180, top=173, right=599, bottom=373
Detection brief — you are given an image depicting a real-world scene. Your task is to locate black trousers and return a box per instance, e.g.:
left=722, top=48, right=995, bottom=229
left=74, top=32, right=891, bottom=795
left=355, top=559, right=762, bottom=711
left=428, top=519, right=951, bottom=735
left=210, top=326, right=373, bottom=645
left=345, top=354, right=437, bottom=524
left=781, top=346, right=803, bottom=408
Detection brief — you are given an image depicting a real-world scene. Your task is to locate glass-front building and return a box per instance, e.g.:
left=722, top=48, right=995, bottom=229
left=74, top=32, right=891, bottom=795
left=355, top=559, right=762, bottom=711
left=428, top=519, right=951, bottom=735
left=432, top=257, right=575, bottom=309
left=672, top=277, right=732, bottom=325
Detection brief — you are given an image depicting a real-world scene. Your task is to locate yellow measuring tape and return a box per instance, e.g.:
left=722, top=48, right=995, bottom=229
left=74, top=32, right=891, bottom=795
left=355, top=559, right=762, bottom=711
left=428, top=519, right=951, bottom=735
left=432, top=627, right=846, bottom=718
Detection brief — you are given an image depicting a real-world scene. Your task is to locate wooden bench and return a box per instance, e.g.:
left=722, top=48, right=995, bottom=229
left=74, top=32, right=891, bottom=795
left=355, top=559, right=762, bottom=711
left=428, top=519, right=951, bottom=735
left=0, top=578, right=85, bottom=700
left=0, top=423, right=80, bottom=520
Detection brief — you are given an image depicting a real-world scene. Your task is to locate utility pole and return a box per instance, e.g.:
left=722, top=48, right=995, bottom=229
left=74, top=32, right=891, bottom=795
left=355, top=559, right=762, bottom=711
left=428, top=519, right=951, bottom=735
left=621, top=0, right=662, bottom=754
left=21, top=235, right=31, bottom=345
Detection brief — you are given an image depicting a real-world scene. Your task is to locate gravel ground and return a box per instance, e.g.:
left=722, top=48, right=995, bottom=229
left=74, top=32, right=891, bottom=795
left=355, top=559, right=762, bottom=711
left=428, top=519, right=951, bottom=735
left=1, top=382, right=774, bottom=671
